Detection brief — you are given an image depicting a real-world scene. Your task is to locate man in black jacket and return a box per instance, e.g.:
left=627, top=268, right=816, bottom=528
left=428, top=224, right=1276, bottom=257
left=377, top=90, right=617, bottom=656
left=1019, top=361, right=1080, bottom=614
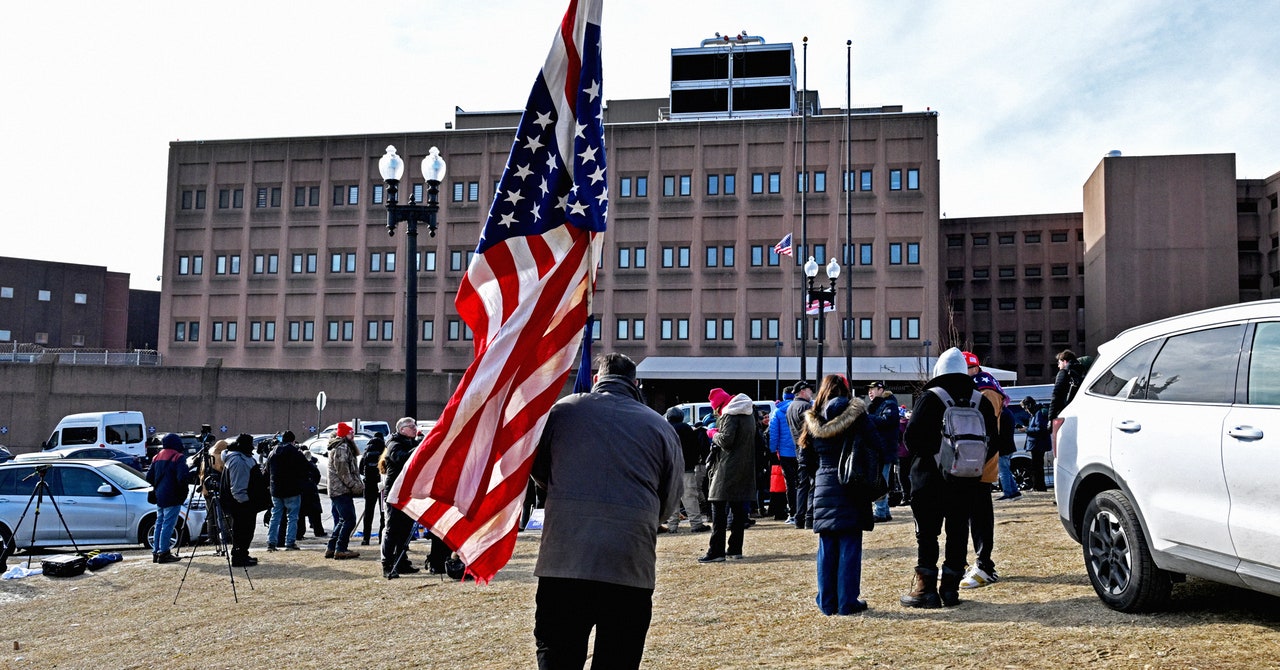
left=379, top=418, right=421, bottom=578
left=265, top=431, right=309, bottom=551
left=900, top=348, right=1000, bottom=609
left=786, top=381, right=815, bottom=529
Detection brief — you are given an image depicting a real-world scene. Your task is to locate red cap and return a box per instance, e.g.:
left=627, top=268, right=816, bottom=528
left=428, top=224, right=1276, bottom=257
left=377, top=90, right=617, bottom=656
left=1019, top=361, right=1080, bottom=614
left=708, top=388, right=732, bottom=412
left=336, top=422, right=353, bottom=438
left=962, top=351, right=981, bottom=368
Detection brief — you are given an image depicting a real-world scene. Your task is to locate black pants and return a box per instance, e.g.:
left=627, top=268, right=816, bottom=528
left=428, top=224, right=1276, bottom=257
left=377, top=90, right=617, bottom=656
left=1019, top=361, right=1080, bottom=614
left=534, top=577, right=653, bottom=670
left=708, top=500, right=750, bottom=558
left=361, top=486, right=382, bottom=539
left=794, top=460, right=815, bottom=529
left=966, top=481, right=996, bottom=574
left=1030, top=449, right=1048, bottom=491
left=909, top=480, right=974, bottom=575
left=381, top=506, right=415, bottom=570
left=302, top=489, right=324, bottom=534
left=227, top=502, right=257, bottom=561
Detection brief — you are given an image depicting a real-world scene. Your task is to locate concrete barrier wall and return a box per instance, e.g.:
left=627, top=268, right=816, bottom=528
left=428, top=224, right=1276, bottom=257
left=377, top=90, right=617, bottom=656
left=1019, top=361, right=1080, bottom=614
left=0, top=360, right=459, bottom=453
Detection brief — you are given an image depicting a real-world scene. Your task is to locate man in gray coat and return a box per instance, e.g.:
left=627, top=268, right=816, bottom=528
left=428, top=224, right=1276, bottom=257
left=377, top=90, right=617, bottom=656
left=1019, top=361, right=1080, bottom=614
left=531, top=352, right=683, bottom=670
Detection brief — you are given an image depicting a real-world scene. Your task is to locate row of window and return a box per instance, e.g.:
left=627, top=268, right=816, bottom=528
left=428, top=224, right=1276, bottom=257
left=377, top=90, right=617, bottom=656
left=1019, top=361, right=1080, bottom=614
left=947, top=230, right=1081, bottom=247
left=175, top=241, right=923, bottom=279
left=948, top=265, right=1081, bottom=280
left=173, top=314, right=925, bottom=345
left=0, top=287, right=88, bottom=304
left=0, top=330, right=85, bottom=345
left=954, top=296, right=1083, bottom=311
left=961, top=330, right=1084, bottom=347
left=180, top=166, right=924, bottom=213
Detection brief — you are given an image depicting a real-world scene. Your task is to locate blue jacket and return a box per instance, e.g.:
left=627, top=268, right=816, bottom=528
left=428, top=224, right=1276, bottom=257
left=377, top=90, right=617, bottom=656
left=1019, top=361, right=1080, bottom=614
left=866, top=394, right=901, bottom=463
left=768, top=399, right=798, bottom=459
left=147, top=446, right=191, bottom=508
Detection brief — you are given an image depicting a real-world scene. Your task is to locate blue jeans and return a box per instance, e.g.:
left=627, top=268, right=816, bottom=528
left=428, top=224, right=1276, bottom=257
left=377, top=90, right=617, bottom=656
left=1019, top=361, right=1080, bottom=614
left=816, top=530, right=864, bottom=615
left=328, top=494, right=357, bottom=553
left=153, top=504, right=182, bottom=554
left=873, top=462, right=895, bottom=518
left=268, top=495, right=301, bottom=547
left=998, top=454, right=1019, bottom=497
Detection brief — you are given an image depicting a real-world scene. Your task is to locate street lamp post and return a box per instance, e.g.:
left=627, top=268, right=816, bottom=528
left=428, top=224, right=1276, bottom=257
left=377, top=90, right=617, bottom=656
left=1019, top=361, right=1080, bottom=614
left=923, top=339, right=933, bottom=379
left=804, top=256, right=841, bottom=384
left=379, top=145, right=446, bottom=419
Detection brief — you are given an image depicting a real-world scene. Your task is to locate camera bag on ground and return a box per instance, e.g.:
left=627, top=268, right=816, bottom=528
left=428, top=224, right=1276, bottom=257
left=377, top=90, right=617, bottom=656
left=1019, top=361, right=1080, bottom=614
left=41, top=554, right=87, bottom=578
left=928, top=388, right=988, bottom=479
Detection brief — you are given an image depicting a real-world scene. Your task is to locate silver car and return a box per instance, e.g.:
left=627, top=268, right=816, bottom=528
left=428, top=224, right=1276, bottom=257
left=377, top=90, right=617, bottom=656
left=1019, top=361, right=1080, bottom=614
left=0, top=459, right=206, bottom=556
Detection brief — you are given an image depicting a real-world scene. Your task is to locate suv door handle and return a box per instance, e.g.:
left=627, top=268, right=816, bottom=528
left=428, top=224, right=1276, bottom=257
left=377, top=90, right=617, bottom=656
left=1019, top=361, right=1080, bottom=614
left=1228, top=426, right=1264, bottom=441
left=1116, top=420, right=1142, bottom=433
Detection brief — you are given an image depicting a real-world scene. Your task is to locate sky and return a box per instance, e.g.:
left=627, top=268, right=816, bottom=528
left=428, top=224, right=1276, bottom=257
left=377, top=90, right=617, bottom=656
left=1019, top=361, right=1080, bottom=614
left=3, top=1, right=1278, bottom=289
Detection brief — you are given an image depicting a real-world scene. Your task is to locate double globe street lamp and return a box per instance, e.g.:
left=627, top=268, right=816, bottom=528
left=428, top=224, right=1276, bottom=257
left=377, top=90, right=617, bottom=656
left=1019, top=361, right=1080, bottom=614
left=379, top=145, right=447, bottom=418
left=804, top=256, right=841, bottom=384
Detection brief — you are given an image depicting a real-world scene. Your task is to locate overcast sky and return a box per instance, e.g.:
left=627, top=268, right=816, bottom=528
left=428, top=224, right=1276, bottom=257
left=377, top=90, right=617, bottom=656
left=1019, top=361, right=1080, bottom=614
left=3, top=0, right=1277, bottom=289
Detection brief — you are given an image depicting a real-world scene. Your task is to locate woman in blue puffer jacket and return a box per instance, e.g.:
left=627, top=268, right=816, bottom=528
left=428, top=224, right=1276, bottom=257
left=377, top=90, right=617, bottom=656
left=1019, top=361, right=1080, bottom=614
left=800, top=374, right=887, bottom=615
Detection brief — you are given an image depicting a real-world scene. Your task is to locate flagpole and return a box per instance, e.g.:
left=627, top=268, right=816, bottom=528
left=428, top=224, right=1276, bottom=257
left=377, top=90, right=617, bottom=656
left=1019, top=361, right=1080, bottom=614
left=844, top=39, right=854, bottom=381
left=799, top=36, right=809, bottom=384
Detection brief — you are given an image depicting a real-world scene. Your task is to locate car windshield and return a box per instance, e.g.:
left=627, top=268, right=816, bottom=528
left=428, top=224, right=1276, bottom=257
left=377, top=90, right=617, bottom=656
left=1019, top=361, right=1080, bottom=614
left=97, top=462, right=149, bottom=490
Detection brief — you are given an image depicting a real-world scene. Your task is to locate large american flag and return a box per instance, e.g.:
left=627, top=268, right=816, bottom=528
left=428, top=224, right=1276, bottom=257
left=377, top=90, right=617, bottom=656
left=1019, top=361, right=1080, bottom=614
left=387, top=0, right=607, bottom=584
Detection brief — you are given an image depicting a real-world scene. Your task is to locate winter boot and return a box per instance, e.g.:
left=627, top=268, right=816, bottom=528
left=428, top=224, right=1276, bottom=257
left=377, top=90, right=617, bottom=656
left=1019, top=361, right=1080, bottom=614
left=939, top=567, right=964, bottom=607
left=899, top=567, right=941, bottom=609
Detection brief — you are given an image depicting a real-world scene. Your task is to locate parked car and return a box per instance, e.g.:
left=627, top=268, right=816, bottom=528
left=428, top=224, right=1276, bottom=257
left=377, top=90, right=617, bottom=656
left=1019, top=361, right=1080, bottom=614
left=302, top=432, right=372, bottom=492
left=1003, top=383, right=1055, bottom=490
left=148, top=431, right=205, bottom=464
left=322, top=420, right=391, bottom=438
left=14, top=446, right=146, bottom=471
left=1056, top=299, right=1280, bottom=612
left=0, top=458, right=206, bottom=556
left=0, top=445, right=11, bottom=464
left=43, top=411, right=148, bottom=460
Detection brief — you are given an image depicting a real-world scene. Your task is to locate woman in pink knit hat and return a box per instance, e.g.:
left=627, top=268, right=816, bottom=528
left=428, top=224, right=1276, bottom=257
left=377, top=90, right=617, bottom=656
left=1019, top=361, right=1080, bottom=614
left=698, top=388, right=757, bottom=563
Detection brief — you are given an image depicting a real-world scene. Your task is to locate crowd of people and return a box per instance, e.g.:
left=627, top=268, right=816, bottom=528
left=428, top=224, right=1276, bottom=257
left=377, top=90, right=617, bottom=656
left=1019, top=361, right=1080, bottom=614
left=141, top=346, right=1087, bottom=670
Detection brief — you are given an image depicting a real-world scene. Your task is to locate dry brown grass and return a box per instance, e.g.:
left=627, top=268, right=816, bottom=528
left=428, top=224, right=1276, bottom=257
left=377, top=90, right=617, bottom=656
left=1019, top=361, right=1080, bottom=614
left=3, top=491, right=1278, bottom=669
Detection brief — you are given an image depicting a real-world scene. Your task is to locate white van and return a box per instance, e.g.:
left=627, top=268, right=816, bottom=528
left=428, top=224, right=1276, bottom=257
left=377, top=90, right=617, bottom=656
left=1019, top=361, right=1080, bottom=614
left=673, top=401, right=776, bottom=427
left=43, top=411, right=148, bottom=459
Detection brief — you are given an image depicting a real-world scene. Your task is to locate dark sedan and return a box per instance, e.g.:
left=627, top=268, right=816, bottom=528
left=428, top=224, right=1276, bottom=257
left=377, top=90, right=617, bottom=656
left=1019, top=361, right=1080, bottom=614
left=14, top=447, right=146, bottom=471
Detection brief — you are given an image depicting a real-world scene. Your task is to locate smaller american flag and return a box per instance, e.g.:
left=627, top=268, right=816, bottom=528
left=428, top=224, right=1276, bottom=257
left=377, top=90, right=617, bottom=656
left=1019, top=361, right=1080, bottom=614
left=773, top=233, right=793, bottom=257
left=805, top=299, right=837, bottom=315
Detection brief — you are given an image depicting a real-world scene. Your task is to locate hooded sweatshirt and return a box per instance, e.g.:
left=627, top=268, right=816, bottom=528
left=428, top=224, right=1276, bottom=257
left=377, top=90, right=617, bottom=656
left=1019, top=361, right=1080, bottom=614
left=707, top=393, right=757, bottom=502
left=904, top=347, right=1000, bottom=493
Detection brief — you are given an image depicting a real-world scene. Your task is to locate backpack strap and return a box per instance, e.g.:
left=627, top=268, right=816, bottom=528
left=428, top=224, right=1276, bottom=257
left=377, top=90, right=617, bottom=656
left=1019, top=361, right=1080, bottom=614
left=968, top=390, right=983, bottom=409
left=929, top=387, right=955, bottom=406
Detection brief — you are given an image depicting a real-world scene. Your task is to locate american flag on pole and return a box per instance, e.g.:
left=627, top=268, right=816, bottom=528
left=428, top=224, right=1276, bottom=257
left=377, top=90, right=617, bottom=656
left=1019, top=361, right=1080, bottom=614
left=805, top=299, right=837, bottom=315
left=387, top=0, right=607, bottom=584
left=773, top=232, right=793, bottom=257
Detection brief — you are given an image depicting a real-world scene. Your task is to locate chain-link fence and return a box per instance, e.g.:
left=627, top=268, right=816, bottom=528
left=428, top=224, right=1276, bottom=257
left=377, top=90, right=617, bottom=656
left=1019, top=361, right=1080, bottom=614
left=0, top=342, right=161, bottom=366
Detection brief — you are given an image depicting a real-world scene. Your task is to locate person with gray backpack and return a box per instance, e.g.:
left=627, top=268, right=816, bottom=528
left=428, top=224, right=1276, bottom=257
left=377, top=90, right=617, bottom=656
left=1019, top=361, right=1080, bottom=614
left=899, top=347, right=1000, bottom=609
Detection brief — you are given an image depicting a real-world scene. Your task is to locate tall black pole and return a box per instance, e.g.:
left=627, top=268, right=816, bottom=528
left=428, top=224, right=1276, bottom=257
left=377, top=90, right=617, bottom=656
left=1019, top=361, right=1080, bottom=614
left=845, top=39, right=854, bottom=381
left=404, top=212, right=418, bottom=419
left=799, top=37, right=809, bottom=384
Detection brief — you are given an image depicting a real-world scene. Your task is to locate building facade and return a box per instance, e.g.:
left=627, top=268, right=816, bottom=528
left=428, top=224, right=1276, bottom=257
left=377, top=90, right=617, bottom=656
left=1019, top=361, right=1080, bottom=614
left=0, top=256, right=130, bottom=350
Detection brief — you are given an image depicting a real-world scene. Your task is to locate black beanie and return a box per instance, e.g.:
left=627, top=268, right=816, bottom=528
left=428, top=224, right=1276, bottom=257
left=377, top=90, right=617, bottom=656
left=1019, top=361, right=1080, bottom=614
left=282, top=430, right=296, bottom=443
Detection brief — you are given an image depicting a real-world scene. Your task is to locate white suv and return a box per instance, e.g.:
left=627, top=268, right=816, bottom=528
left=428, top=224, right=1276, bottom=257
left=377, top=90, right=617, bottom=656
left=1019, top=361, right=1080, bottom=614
left=1056, top=299, right=1280, bottom=612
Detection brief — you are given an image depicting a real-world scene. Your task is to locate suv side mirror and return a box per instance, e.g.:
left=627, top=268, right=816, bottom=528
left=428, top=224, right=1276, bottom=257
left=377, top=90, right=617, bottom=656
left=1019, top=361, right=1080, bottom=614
left=97, top=483, right=119, bottom=496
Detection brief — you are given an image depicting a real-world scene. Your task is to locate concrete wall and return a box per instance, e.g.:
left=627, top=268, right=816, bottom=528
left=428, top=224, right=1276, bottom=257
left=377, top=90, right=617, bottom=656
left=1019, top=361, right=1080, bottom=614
left=0, top=360, right=459, bottom=453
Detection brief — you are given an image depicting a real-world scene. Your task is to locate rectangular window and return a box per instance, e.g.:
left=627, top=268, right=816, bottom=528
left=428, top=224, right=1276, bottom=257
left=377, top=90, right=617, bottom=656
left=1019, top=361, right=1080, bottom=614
left=1025, top=297, right=1043, bottom=310
left=373, top=185, right=384, bottom=205
left=295, top=187, right=307, bottom=207
left=797, top=172, right=807, bottom=193
left=219, top=189, right=230, bottom=209
left=768, top=172, right=780, bottom=193
left=382, top=321, right=393, bottom=341
left=195, top=190, right=206, bottom=209
left=889, top=169, right=903, bottom=191
left=216, top=255, right=227, bottom=275
left=469, top=182, right=479, bottom=201
left=1025, top=232, right=1042, bottom=243
left=999, top=266, right=1016, bottom=278
left=752, top=173, right=764, bottom=194
left=264, top=322, right=275, bottom=341
left=723, top=246, right=734, bottom=267
left=750, top=319, right=763, bottom=340
left=677, top=319, right=689, bottom=340
left=421, top=320, right=434, bottom=341
left=706, top=246, right=718, bottom=268
left=973, top=235, right=989, bottom=247
left=617, top=318, right=629, bottom=340
left=751, top=245, right=764, bottom=267
left=907, top=168, right=919, bottom=190
left=257, top=188, right=268, bottom=208
left=303, top=321, right=313, bottom=342
left=181, top=190, right=192, bottom=210
left=412, top=184, right=423, bottom=203
left=705, top=319, right=717, bottom=340
left=250, top=322, right=262, bottom=342
left=860, top=170, right=872, bottom=192
left=345, top=253, right=356, bottom=273
left=342, top=321, right=353, bottom=341
left=451, top=250, right=464, bottom=271
left=633, top=247, right=646, bottom=268
left=813, top=244, right=826, bottom=264
left=661, top=319, right=673, bottom=340
left=662, top=247, right=674, bottom=268
left=663, top=176, right=675, bottom=197
left=38, top=289, right=51, bottom=302
left=999, top=233, right=1016, bottom=245
left=292, top=254, right=303, bottom=273
left=347, top=186, right=359, bottom=205
left=331, top=253, right=342, bottom=273
left=309, top=186, right=320, bottom=206
left=618, top=247, right=630, bottom=269
left=254, top=255, right=265, bottom=274
left=232, top=189, right=244, bottom=208
left=679, top=175, right=691, bottom=196
left=889, top=243, right=903, bottom=265
left=633, top=319, right=645, bottom=340
left=370, top=253, right=382, bottom=273
left=619, top=177, right=631, bottom=198
left=635, top=176, right=647, bottom=197
left=192, top=256, right=203, bottom=275
left=1051, top=231, right=1069, bottom=243
left=907, top=318, right=920, bottom=339
left=723, top=174, right=735, bottom=195
left=230, top=255, right=240, bottom=274
left=289, top=322, right=301, bottom=342
left=174, top=322, right=186, bottom=342
left=447, top=320, right=461, bottom=341
left=678, top=247, right=690, bottom=268
left=707, top=175, right=719, bottom=195
left=722, top=319, right=733, bottom=340
left=859, top=318, right=873, bottom=340
left=1025, top=266, right=1042, bottom=277
left=814, top=171, right=826, bottom=193
left=890, top=318, right=902, bottom=340
left=973, top=299, right=990, bottom=311
left=860, top=244, right=873, bottom=265
left=999, top=298, right=1017, bottom=310
left=907, top=243, right=919, bottom=265
left=1051, top=264, right=1069, bottom=276
left=328, top=321, right=340, bottom=341
left=452, top=182, right=464, bottom=202
left=1051, top=296, right=1070, bottom=309
left=188, top=322, right=200, bottom=342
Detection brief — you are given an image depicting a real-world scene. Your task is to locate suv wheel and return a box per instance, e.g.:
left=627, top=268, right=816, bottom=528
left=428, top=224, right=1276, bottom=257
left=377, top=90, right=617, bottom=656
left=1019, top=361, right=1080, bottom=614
left=1010, top=460, right=1033, bottom=491
left=141, top=516, right=188, bottom=552
left=1082, top=489, right=1172, bottom=612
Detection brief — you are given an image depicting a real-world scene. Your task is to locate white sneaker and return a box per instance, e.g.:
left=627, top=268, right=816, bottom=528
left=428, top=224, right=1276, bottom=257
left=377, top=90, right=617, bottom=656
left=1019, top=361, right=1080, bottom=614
left=784, top=516, right=796, bottom=525
left=960, top=566, right=998, bottom=589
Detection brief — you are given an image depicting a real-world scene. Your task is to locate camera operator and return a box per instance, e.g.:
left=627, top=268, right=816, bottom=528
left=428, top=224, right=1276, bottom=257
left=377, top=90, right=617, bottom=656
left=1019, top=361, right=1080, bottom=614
left=197, top=439, right=229, bottom=547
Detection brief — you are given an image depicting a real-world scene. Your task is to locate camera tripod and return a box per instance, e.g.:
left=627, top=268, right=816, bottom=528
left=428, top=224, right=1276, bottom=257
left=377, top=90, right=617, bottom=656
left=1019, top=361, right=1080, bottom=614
left=173, top=445, right=253, bottom=603
left=0, top=463, right=83, bottom=572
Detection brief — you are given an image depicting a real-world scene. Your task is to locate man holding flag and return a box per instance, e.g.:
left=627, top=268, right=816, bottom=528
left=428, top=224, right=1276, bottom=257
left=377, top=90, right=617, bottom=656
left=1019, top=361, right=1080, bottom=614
left=531, top=352, right=683, bottom=668
left=385, top=0, right=611, bottom=595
